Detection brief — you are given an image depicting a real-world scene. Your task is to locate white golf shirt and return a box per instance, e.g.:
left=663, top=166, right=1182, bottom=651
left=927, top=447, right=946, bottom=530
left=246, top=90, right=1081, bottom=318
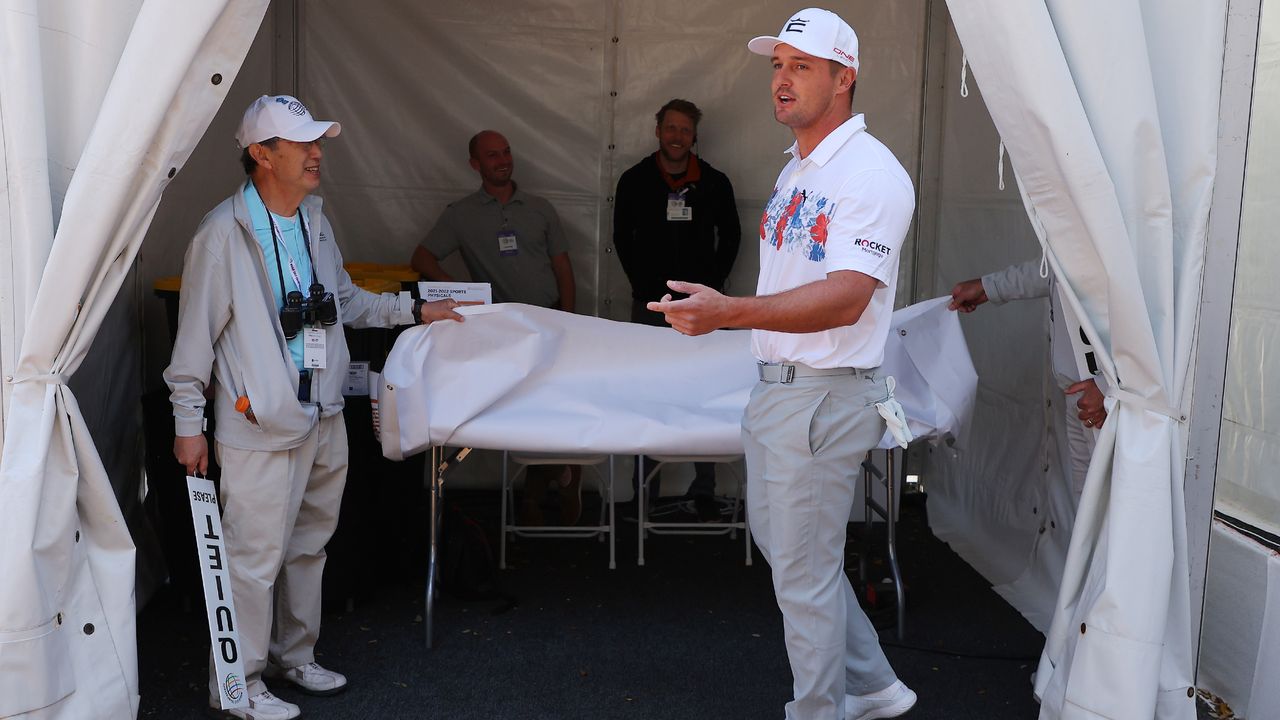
left=751, top=114, right=915, bottom=369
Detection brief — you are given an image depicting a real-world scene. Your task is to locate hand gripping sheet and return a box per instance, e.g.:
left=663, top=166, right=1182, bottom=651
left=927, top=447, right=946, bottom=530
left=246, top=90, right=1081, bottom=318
left=378, top=298, right=976, bottom=460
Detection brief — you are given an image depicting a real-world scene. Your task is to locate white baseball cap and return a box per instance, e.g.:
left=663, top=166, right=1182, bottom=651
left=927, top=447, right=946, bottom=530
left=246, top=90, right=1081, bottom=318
left=235, top=95, right=341, bottom=149
left=748, top=8, right=860, bottom=72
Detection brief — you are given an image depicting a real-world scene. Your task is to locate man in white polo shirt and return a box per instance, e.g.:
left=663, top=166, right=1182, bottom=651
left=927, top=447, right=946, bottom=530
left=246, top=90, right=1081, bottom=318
left=649, top=8, right=917, bottom=720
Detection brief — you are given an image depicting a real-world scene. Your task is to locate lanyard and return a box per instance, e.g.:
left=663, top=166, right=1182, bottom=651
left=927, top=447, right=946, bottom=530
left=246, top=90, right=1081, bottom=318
left=267, top=210, right=316, bottom=305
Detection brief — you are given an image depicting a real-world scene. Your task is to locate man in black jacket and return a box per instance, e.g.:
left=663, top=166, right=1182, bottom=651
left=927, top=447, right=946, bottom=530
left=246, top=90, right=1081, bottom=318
left=613, top=98, right=741, bottom=520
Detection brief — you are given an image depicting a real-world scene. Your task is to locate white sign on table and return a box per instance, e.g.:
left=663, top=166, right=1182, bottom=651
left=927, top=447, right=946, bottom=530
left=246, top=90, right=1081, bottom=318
left=417, top=281, right=492, bottom=304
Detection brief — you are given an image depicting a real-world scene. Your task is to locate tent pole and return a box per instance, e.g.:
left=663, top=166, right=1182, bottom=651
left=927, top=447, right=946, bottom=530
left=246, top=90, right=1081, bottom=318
left=909, top=0, right=951, bottom=304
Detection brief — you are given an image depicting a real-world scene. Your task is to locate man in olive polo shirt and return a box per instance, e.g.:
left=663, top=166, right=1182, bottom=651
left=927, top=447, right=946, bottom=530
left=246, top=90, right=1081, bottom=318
left=411, top=130, right=576, bottom=310
left=411, top=130, right=580, bottom=524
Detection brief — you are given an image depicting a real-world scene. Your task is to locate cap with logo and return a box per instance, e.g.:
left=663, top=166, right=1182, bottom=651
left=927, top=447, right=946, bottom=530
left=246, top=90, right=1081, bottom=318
left=235, top=95, right=342, bottom=149
left=747, top=8, right=859, bottom=72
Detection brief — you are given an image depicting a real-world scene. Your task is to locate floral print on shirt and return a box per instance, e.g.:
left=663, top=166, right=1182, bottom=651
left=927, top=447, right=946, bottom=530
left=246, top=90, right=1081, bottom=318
left=760, top=186, right=833, bottom=263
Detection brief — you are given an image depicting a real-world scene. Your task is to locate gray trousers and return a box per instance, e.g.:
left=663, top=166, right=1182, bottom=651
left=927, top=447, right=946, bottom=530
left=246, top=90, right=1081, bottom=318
left=743, top=371, right=898, bottom=720
left=209, top=414, right=348, bottom=700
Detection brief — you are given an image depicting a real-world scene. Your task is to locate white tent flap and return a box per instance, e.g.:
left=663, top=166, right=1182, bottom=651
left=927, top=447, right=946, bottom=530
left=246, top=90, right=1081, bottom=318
left=944, top=0, right=1226, bottom=718
left=0, top=1, right=268, bottom=717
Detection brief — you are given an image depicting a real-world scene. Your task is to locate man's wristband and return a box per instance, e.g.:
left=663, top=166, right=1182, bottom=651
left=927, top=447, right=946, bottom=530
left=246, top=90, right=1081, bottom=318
left=413, top=298, right=426, bottom=324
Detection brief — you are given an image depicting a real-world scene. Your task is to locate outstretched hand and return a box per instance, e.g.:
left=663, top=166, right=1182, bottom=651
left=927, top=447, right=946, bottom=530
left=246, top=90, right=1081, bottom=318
left=948, top=278, right=988, bottom=313
left=646, top=280, right=729, bottom=336
left=420, top=298, right=480, bottom=324
left=1065, top=378, right=1106, bottom=429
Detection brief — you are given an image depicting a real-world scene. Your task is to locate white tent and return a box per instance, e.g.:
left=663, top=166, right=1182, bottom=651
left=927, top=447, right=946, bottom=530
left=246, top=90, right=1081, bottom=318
left=0, top=0, right=1271, bottom=718
left=0, top=2, right=269, bottom=716
left=943, top=1, right=1221, bottom=716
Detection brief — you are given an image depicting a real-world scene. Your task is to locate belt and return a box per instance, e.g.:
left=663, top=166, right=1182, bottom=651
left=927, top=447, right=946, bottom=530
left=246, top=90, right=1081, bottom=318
left=757, top=362, right=873, bottom=384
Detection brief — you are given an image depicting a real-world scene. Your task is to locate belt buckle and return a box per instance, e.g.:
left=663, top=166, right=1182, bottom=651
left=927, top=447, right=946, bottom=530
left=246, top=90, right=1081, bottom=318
left=781, top=364, right=795, bottom=384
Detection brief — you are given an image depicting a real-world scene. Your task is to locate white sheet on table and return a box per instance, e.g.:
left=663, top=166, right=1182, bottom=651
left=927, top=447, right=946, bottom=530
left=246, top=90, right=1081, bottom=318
left=379, top=297, right=976, bottom=461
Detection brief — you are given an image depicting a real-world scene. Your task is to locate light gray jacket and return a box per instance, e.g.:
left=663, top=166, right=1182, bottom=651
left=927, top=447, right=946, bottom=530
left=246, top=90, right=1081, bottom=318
left=164, top=184, right=413, bottom=451
left=982, top=259, right=1098, bottom=389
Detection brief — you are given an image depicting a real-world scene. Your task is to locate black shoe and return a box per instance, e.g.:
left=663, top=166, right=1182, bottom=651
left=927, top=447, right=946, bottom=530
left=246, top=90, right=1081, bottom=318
left=693, top=494, right=721, bottom=523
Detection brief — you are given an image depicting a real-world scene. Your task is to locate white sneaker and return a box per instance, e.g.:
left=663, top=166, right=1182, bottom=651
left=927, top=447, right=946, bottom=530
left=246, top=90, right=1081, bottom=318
left=209, top=690, right=300, bottom=720
left=266, top=661, right=348, bottom=696
left=845, top=680, right=917, bottom=720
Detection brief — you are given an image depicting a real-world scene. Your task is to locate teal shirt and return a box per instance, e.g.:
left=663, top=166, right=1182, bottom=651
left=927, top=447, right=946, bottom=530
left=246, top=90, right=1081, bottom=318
left=244, top=181, right=313, bottom=370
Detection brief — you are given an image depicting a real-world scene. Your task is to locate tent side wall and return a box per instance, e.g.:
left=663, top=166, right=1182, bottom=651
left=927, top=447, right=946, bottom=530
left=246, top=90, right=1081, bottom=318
left=914, top=11, right=1060, bottom=618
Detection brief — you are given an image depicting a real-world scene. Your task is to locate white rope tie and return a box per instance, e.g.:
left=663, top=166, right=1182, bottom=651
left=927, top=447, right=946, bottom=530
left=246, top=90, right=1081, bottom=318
left=1108, top=387, right=1186, bottom=423
left=960, top=52, right=970, bottom=98
left=10, top=373, right=68, bottom=385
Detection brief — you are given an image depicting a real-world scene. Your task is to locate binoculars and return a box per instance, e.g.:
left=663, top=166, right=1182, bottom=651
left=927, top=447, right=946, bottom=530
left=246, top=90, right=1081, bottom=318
left=280, top=283, right=338, bottom=339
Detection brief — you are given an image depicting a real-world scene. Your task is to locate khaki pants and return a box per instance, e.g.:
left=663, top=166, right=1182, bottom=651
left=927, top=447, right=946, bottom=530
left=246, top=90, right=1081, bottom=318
left=209, top=414, right=348, bottom=699
left=743, top=372, right=898, bottom=720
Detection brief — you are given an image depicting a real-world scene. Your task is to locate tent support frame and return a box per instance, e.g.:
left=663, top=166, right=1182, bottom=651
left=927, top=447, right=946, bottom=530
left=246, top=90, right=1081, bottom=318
left=1185, top=0, right=1262, bottom=676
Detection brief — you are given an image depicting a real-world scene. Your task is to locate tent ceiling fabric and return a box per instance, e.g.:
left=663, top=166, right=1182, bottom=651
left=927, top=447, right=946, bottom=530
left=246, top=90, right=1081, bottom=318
left=945, top=0, right=1226, bottom=718
left=0, top=1, right=268, bottom=717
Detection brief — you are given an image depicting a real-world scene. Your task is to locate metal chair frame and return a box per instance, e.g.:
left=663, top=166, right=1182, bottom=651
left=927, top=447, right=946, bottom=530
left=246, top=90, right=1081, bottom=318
left=636, top=454, right=752, bottom=567
left=499, top=451, right=616, bottom=570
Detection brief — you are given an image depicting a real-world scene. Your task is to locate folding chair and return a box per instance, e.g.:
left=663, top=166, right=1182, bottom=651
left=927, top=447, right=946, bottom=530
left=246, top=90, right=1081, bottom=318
left=500, top=452, right=616, bottom=570
left=636, top=454, right=751, bottom=566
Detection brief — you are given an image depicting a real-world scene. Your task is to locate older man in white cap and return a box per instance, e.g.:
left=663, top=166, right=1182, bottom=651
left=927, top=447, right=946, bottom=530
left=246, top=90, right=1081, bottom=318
left=165, top=95, right=466, bottom=720
left=648, top=9, right=918, bottom=720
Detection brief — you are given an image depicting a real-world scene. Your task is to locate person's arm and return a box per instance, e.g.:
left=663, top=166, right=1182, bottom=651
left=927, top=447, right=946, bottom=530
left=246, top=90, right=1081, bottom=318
left=648, top=270, right=877, bottom=336
left=551, top=252, right=576, bottom=312
left=314, top=214, right=415, bottom=328
left=412, top=208, right=460, bottom=280
left=164, top=229, right=232, bottom=476
left=411, top=245, right=454, bottom=281
left=712, top=174, right=741, bottom=291
left=541, top=200, right=575, bottom=312
left=982, top=258, right=1050, bottom=304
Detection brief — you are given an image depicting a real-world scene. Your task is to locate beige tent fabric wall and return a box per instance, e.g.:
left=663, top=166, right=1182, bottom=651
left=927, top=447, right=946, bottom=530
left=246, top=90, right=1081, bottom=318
left=299, top=0, right=611, bottom=312
left=278, top=0, right=926, bottom=320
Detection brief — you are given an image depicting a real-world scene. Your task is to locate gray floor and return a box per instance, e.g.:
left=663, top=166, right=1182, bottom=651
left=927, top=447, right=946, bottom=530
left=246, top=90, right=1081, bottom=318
left=138, top=487, right=1074, bottom=719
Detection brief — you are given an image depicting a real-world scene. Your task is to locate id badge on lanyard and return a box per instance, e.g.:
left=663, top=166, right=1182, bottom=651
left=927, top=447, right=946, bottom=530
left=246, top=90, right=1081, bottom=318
left=667, top=191, right=692, bottom=221
left=303, top=327, right=327, bottom=369
left=497, top=230, right=519, bottom=256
